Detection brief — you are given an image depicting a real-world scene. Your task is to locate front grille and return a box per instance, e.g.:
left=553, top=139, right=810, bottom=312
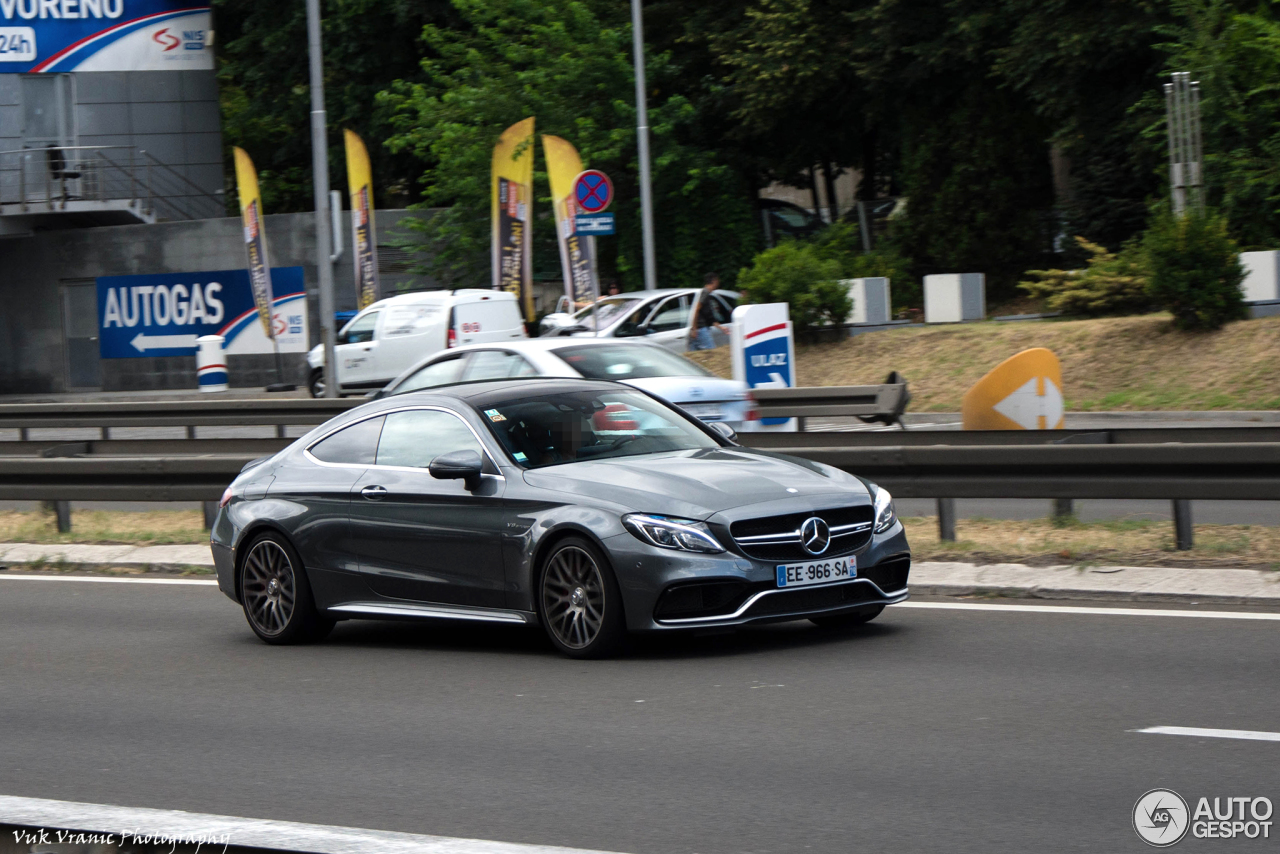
left=729, top=505, right=874, bottom=561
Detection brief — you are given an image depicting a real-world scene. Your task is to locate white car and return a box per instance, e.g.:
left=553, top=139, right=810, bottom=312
left=538, top=288, right=739, bottom=352
left=374, top=338, right=758, bottom=430
left=307, top=290, right=527, bottom=397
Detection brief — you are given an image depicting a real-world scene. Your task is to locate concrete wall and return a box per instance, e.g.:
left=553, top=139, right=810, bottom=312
left=0, top=209, right=436, bottom=394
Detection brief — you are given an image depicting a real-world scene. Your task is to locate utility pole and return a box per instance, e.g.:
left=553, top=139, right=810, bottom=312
left=306, top=0, right=337, bottom=396
left=1164, top=72, right=1204, bottom=218
left=630, top=0, right=657, bottom=290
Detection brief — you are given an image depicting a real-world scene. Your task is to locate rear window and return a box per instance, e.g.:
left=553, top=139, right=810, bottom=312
left=553, top=344, right=713, bottom=381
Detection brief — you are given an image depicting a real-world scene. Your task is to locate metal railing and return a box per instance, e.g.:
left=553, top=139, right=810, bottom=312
left=0, top=145, right=224, bottom=222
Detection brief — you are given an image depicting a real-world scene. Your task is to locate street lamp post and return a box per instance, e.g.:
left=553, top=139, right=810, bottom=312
left=306, top=0, right=338, bottom=397
left=630, top=0, right=657, bottom=290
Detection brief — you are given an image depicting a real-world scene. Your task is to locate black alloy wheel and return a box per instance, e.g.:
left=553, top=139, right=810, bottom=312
left=239, top=531, right=333, bottom=644
left=538, top=536, right=626, bottom=658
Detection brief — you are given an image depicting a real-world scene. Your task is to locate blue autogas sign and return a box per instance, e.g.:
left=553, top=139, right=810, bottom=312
left=96, top=268, right=307, bottom=359
left=0, top=0, right=212, bottom=73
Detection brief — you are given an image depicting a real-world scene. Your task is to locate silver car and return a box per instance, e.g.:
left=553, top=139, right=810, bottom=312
left=374, top=338, right=758, bottom=430
left=538, top=289, right=739, bottom=352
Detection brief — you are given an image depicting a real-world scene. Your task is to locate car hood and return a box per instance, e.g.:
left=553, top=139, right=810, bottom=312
left=622, top=376, right=747, bottom=404
left=521, top=447, right=867, bottom=519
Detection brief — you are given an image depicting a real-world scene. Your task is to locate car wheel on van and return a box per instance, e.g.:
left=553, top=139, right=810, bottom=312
left=308, top=369, right=326, bottom=399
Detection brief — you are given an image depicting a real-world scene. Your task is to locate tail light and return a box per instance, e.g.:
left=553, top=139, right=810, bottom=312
left=219, top=486, right=234, bottom=508
left=592, top=403, right=639, bottom=432
left=744, top=392, right=760, bottom=422
left=447, top=326, right=457, bottom=348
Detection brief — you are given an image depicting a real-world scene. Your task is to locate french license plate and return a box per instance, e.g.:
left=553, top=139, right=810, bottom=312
left=682, top=403, right=725, bottom=420
left=776, top=557, right=857, bottom=588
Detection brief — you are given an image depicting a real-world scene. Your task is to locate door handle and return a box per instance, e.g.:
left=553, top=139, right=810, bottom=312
left=360, top=485, right=387, bottom=500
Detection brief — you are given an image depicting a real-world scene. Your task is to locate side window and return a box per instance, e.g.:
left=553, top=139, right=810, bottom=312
left=393, top=355, right=465, bottom=394
left=614, top=303, right=654, bottom=338
left=376, top=410, right=485, bottom=469
left=342, top=311, right=380, bottom=345
left=712, top=293, right=737, bottom=322
left=461, top=350, right=539, bottom=382
left=308, top=416, right=385, bottom=464
left=647, top=295, right=691, bottom=333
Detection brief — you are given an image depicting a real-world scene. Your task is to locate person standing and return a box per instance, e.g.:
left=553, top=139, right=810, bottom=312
left=688, top=272, right=727, bottom=351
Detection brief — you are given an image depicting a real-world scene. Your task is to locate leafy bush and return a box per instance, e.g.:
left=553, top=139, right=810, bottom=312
left=811, top=223, right=918, bottom=309
left=1018, top=237, right=1150, bottom=316
left=736, top=241, right=852, bottom=335
left=1143, top=209, right=1247, bottom=330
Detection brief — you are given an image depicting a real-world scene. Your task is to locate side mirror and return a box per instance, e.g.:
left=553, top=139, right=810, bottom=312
left=708, top=421, right=737, bottom=442
left=429, top=449, right=484, bottom=490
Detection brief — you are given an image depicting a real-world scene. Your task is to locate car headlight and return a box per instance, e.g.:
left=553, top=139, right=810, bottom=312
left=622, top=514, right=725, bottom=554
left=872, top=486, right=897, bottom=534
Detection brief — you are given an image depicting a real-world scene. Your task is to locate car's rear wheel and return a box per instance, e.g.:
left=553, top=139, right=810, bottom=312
left=239, top=532, right=333, bottom=645
left=307, top=368, right=325, bottom=399
left=538, top=537, right=626, bottom=659
left=810, top=604, right=885, bottom=629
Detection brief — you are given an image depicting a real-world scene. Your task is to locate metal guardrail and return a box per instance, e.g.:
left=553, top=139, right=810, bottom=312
left=744, top=425, right=1280, bottom=447
left=0, top=399, right=360, bottom=437
left=752, top=375, right=910, bottom=429
left=0, top=442, right=1274, bottom=503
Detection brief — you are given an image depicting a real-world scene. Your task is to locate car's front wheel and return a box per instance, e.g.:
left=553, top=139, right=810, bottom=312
left=538, top=536, right=627, bottom=658
left=810, top=604, right=885, bottom=629
left=239, top=532, right=333, bottom=645
left=307, top=368, right=325, bottom=399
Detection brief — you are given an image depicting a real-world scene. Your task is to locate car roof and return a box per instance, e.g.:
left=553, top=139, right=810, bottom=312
left=366, top=289, right=517, bottom=309
left=379, top=377, right=618, bottom=408
left=437, top=338, right=673, bottom=356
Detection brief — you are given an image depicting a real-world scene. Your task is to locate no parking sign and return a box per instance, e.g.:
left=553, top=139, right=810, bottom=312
left=573, top=170, right=615, bottom=235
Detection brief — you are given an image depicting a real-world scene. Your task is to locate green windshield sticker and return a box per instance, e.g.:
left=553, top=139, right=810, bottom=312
left=513, top=451, right=528, bottom=462
left=485, top=409, right=507, bottom=422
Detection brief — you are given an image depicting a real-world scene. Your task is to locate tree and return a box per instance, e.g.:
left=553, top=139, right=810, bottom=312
left=213, top=0, right=454, bottom=212
left=377, top=0, right=760, bottom=290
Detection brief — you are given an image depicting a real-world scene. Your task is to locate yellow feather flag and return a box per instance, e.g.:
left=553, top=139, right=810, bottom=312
left=542, top=135, right=598, bottom=309
left=233, top=147, right=275, bottom=339
left=344, top=130, right=381, bottom=311
left=492, top=118, right=536, bottom=321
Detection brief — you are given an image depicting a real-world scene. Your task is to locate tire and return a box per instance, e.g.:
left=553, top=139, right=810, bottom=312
left=238, top=531, right=334, bottom=645
left=810, top=604, right=885, bottom=629
left=307, top=368, right=325, bottom=399
left=537, top=536, right=627, bottom=659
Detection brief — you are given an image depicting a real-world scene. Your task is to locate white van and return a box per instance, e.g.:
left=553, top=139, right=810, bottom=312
left=306, top=290, right=527, bottom=397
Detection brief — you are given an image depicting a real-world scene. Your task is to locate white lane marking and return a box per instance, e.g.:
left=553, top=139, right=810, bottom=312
left=0, top=794, right=622, bottom=854
left=0, top=574, right=216, bottom=586
left=894, top=602, right=1280, bottom=621
left=1133, top=726, right=1280, bottom=743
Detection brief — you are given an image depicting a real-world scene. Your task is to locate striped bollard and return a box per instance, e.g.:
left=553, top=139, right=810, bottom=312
left=196, top=335, right=228, bottom=393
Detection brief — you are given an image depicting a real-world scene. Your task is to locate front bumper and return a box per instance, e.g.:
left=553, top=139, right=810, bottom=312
left=606, top=522, right=911, bottom=631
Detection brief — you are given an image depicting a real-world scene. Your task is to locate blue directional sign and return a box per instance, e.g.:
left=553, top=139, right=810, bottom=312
left=96, top=267, right=307, bottom=359
left=574, top=213, right=615, bottom=235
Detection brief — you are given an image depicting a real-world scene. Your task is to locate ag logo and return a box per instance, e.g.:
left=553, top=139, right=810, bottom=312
left=1134, top=789, right=1190, bottom=847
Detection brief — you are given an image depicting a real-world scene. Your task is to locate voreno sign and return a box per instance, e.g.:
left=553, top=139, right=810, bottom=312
left=0, top=0, right=211, bottom=72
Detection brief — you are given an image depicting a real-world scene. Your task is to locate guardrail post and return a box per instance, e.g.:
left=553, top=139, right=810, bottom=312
left=187, top=426, right=197, bottom=440
left=1052, top=498, right=1074, bottom=522
left=19, top=428, right=28, bottom=441
left=276, top=424, right=286, bottom=439
left=53, top=500, right=71, bottom=533
left=937, top=498, right=956, bottom=542
left=203, top=501, right=218, bottom=530
left=1173, top=499, right=1194, bottom=551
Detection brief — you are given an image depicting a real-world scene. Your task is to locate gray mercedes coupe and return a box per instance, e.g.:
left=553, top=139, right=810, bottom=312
left=211, top=378, right=911, bottom=658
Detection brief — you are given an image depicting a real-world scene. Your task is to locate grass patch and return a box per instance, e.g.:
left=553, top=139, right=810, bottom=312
left=0, top=510, right=207, bottom=545
left=902, top=516, right=1280, bottom=568
left=686, top=312, right=1280, bottom=411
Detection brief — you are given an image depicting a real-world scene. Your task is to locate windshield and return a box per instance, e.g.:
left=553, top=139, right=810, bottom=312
left=476, top=388, right=718, bottom=468
left=553, top=344, right=713, bottom=380
left=571, top=297, right=645, bottom=330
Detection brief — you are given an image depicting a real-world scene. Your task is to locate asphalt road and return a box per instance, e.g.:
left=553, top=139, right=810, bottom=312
left=1, top=580, right=1276, bottom=853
